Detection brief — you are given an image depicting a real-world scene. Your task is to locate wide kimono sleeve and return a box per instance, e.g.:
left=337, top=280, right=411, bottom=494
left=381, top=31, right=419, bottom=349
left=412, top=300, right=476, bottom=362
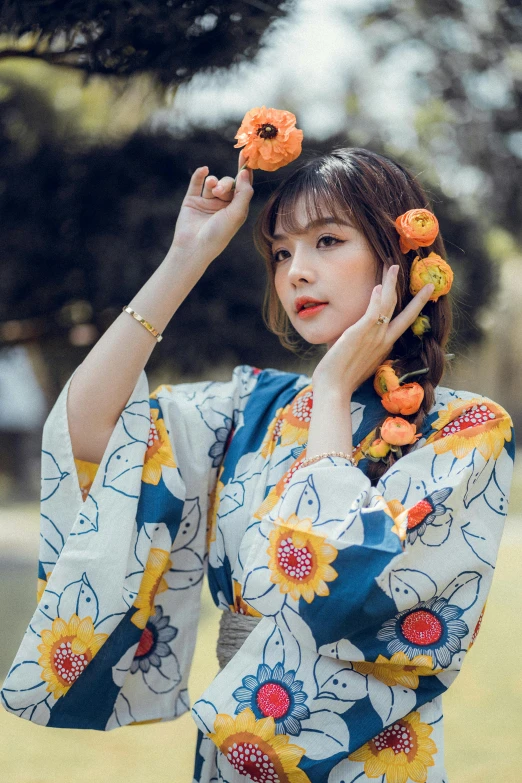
left=0, top=363, right=260, bottom=731
left=191, top=392, right=515, bottom=780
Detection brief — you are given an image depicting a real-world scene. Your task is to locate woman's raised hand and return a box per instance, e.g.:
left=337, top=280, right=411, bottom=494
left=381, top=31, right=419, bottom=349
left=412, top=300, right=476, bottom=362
left=312, top=265, right=435, bottom=397
left=170, top=149, right=254, bottom=264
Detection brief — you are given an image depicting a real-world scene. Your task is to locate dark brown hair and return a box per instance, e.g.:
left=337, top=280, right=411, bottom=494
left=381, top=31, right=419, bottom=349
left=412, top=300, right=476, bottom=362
left=253, top=147, right=454, bottom=484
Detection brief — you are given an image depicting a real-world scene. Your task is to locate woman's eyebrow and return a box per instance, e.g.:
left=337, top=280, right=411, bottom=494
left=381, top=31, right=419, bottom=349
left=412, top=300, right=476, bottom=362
left=272, top=216, right=353, bottom=242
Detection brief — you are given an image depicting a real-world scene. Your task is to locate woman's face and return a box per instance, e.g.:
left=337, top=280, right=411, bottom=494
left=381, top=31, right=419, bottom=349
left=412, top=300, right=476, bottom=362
left=272, top=196, right=379, bottom=350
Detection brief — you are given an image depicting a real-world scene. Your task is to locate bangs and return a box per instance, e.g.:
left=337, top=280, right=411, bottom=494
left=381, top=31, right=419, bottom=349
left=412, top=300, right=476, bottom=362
left=256, top=163, right=356, bottom=261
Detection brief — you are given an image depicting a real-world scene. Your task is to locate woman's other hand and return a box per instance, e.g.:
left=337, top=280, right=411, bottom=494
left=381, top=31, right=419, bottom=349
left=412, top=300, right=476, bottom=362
left=170, top=149, right=254, bottom=264
left=312, top=265, right=435, bottom=397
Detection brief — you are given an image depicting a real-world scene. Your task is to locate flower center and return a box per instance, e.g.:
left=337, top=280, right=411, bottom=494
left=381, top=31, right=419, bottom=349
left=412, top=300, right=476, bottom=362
left=225, top=737, right=280, bottom=782
left=256, top=683, right=291, bottom=719
left=52, top=637, right=91, bottom=685
left=146, top=416, right=162, bottom=458
left=136, top=626, right=155, bottom=658
left=441, top=404, right=496, bottom=437
left=401, top=610, right=443, bottom=646
left=272, top=418, right=284, bottom=441
left=277, top=537, right=314, bottom=581
left=257, top=123, right=278, bottom=140
left=372, top=720, right=415, bottom=757
left=291, top=391, right=313, bottom=423
left=407, top=499, right=433, bottom=530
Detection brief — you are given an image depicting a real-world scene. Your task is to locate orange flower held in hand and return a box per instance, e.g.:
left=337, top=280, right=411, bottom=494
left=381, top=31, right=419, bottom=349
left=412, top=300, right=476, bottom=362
left=410, top=252, right=454, bottom=301
left=381, top=382, right=425, bottom=415
left=234, top=106, right=303, bottom=172
left=395, top=208, right=439, bottom=254
left=381, top=417, right=422, bottom=446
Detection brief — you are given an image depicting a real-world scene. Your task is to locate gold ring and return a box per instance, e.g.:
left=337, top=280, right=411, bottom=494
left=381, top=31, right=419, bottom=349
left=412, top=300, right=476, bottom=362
left=376, top=314, right=390, bottom=325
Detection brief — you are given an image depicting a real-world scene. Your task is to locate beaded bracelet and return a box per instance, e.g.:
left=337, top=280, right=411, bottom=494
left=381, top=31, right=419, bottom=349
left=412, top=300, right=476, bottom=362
left=298, top=449, right=357, bottom=470
left=122, top=305, right=163, bottom=342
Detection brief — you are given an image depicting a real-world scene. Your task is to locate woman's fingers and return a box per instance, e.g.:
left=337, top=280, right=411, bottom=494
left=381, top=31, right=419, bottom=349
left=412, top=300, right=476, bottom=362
left=200, top=174, right=218, bottom=198
left=363, top=284, right=384, bottom=325
left=211, top=175, right=236, bottom=201
left=185, top=166, right=210, bottom=198
left=380, top=264, right=399, bottom=318
left=387, top=284, right=435, bottom=342
left=238, top=149, right=253, bottom=186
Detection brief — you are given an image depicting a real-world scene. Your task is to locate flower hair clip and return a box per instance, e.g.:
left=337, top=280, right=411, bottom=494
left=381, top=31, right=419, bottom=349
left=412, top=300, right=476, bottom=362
left=364, top=361, right=428, bottom=464
left=410, top=252, right=454, bottom=302
left=394, top=208, right=454, bottom=336
left=394, top=208, right=439, bottom=254
left=373, top=361, right=429, bottom=416
left=364, top=417, right=422, bottom=464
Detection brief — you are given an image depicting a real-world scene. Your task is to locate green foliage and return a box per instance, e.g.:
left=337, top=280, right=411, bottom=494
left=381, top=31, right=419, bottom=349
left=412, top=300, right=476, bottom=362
left=358, top=0, right=522, bottom=239
left=0, top=0, right=292, bottom=84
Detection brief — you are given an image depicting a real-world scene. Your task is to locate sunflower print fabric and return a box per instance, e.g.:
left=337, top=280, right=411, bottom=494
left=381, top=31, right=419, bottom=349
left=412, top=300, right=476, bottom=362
left=0, top=364, right=515, bottom=783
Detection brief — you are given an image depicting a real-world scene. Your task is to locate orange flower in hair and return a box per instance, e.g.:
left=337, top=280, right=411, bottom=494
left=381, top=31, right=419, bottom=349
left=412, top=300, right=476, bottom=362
left=381, top=417, right=422, bottom=447
left=373, top=361, right=400, bottom=397
left=381, top=383, right=425, bottom=415
left=395, top=209, right=439, bottom=254
left=234, top=106, right=303, bottom=172
left=410, top=252, right=454, bottom=301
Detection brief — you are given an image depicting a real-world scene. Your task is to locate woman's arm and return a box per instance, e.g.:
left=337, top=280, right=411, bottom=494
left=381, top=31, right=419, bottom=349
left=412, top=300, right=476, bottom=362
left=67, top=157, right=254, bottom=464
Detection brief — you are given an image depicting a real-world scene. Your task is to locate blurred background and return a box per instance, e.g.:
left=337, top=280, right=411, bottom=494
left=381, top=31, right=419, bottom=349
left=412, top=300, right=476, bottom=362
left=0, top=0, right=521, bottom=781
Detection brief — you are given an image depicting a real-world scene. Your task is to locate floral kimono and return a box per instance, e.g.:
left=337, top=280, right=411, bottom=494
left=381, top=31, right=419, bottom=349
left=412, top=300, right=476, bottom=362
left=0, top=363, right=515, bottom=783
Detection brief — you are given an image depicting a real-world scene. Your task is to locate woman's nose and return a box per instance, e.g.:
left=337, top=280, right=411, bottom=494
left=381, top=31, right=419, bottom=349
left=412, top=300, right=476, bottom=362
left=287, top=247, right=315, bottom=283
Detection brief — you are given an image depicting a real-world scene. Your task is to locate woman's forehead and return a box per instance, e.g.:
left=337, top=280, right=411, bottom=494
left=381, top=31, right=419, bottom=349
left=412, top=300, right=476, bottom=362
left=272, top=194, right=354, bottom=239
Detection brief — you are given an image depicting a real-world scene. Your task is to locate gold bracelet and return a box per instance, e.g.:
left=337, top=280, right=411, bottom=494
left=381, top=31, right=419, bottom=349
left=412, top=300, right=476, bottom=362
left=122, top=306, right=163, bottom=342
left=298, top=449, right=357, bottom=470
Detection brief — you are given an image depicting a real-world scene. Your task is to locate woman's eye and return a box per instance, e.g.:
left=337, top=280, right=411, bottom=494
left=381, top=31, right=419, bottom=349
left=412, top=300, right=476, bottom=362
left=271, top=236, right=342, bottom=263
left=272, top=249, right=289, bottom=263
left=318, top=235, right=341, bottom=247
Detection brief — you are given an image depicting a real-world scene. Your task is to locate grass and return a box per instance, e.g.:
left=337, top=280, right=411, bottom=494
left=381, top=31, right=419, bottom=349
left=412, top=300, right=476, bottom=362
left=1, top=463, right=521, bottom=782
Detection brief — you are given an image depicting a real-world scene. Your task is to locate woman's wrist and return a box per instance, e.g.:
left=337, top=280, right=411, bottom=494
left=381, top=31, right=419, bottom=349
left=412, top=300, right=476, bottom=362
left=164, top=241, right=214, bottom=271
left=306, top=387, right=353, bottom=458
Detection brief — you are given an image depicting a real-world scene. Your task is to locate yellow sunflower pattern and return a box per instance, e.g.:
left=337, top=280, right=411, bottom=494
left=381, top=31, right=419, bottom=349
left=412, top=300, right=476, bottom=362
left=207, top=471, right=225, bottom=550
left=74, top=458, right=100, bottom=502
left=131, top=547, right=172, bottom=629
left=142, top=407, right=177, bottom=485
left=260, top=406, right=286, bottom=459
left=266, top=513, right=338, bottom=603
left=352, top=652, right=442, bottom=689
left=209, top=707, right=311, bottom=783
left=425, top=397, right=512, bottom=460
left=348, top=710, right=438, bottom=783
left=277, top=386, right=313, bottom=447
left=37, top=614, right=108, bottom=699
left=37, top=572, right=52, bottom=605
left=229, top=579, right=262, bottom=617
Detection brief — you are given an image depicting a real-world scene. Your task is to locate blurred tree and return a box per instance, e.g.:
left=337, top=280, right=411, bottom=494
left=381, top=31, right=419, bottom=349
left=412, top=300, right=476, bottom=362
left=0, top=78, right=496, bottom=396
left=0, top=0, right=292, bottom=85
left=340, top=0, right=522, bottom=240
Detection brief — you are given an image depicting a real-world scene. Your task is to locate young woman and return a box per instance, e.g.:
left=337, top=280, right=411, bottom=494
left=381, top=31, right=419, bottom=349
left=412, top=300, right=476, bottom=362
left=1, top=148, right=515, bottom=783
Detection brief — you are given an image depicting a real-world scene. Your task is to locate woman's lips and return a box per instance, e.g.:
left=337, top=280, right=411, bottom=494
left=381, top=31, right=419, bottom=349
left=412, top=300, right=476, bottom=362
left=297, top=303, right=328, bottom=318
